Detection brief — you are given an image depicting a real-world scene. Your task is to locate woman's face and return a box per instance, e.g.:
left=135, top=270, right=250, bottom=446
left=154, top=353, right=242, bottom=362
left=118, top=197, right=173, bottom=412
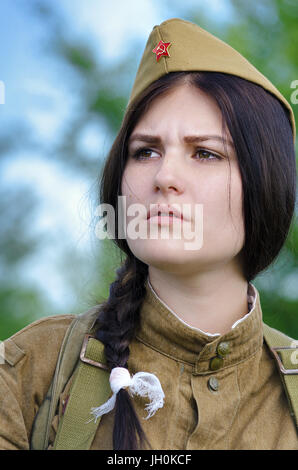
left=121, top=83, right=245, bottom=276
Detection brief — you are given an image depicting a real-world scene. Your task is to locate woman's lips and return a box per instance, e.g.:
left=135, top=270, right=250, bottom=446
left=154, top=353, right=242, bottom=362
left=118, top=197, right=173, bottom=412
left=148, top=214, right=183, bottom=225
left=147, top=204, right=185, bottom=221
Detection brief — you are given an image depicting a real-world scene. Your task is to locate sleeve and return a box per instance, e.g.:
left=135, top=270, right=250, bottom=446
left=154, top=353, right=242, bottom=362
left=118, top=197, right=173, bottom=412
left=0, top=372, right=29, bottom=449
left=0, top=315, right=74, bottom=450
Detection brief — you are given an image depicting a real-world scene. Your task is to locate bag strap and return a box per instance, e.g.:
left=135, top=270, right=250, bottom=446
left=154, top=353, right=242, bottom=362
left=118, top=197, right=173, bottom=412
left=30, top=306, right=102, bottom=450
left=53, top=334, right=112, bottom=450
left=263, top=322, right=298, bottom=430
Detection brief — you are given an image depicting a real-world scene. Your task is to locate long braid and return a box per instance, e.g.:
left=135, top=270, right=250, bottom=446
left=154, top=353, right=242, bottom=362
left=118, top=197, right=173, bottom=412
left=95, top=255, right=150, bottom=450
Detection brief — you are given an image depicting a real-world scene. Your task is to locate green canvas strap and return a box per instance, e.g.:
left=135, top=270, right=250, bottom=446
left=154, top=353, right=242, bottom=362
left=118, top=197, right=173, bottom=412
left=263, top=322, right=298, bottom=430
left=30, top=306, right=102, bottom=450
left=53, top=334, right=112, bottom=450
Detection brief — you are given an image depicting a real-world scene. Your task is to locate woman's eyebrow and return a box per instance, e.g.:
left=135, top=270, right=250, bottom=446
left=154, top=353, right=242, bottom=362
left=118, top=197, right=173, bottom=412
left=129, top=133, right=234, bottom=149
left=184, top=134, right=234, bottom=149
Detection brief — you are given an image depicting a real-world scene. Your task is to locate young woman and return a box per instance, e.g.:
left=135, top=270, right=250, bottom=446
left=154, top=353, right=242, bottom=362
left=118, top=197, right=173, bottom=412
left=0, top=18, right=297, bottom=450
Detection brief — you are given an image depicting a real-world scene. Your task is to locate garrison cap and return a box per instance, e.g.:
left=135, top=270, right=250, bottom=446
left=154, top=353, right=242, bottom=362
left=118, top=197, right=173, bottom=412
left=128, top=18, right=296, bottom=141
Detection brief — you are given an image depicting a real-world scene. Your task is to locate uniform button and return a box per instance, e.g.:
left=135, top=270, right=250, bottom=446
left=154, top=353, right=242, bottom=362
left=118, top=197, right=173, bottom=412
left=217, top=341, right=230, bottom=358
left=208, top=376, right=219, bottom=392
left=209, top=356, right=223, bottom=371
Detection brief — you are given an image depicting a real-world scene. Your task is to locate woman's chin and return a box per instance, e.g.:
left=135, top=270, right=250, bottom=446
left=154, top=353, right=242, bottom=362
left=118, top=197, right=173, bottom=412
left=128, top=238, right=206, bottom=271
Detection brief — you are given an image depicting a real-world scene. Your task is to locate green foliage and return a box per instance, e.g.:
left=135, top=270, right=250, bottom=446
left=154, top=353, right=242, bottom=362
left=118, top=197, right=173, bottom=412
left=89, top=89, right=127, bottom=133
left=0, top=284, right=52, bottom=341
left=61, top=44, right=95, bottom=72
left=262, top=292, right=298, bottom=339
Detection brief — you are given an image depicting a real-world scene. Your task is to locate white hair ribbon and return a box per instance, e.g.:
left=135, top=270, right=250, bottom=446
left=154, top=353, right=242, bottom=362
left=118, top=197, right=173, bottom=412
left=89, top=367, right=165, bottom=423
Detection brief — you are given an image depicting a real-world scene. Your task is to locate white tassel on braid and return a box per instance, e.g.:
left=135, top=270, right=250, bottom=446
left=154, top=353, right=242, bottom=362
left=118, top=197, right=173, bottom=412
left=89, top=367, right=165, bottom=423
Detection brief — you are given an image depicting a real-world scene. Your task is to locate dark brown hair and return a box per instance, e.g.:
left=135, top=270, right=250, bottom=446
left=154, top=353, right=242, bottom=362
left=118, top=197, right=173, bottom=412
left=94, top=71, right=296, bottom=449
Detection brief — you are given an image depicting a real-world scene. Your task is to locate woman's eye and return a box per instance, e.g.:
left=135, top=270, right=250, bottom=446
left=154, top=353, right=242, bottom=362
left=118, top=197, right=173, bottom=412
left=195, top=149, right=222, bottom=162
left=131, top=148, right=158, bottom=160
left=130, top=147, right=222, bottom=162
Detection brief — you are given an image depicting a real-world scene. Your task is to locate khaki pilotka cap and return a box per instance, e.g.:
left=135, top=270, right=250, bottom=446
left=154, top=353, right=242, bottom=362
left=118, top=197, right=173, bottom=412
left=127, top=18, right=296, bottom=142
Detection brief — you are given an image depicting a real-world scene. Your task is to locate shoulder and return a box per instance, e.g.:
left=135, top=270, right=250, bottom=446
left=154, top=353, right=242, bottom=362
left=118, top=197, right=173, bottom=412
left=2, top=302, right=102, bottom=373
left=0, top=314, right=75, bottom=449
left=263, top=322, right=297, bottom=349
left=0, top=307, right=102, bottom=449
left=3, top=314, right=76, bottom=368
left=262, top=322, right=298, bottom=379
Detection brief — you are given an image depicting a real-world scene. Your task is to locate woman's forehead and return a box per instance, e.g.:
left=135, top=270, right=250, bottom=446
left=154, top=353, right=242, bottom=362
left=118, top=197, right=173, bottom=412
left=131, top=85, right=232, bottom=144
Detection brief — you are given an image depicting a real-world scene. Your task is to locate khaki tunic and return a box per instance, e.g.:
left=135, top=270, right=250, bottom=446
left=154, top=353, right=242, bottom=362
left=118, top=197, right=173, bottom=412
left=0, top=281, right=297, bottom=450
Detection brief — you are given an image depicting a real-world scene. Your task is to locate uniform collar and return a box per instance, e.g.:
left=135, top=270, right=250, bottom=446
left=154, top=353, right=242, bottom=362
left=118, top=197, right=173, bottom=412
left=135, top=277, right=264, bottom=375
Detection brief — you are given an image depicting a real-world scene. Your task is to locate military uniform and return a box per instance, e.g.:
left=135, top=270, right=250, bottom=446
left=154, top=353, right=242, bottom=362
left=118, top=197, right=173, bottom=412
left=0, top=278, right=297, bottom=449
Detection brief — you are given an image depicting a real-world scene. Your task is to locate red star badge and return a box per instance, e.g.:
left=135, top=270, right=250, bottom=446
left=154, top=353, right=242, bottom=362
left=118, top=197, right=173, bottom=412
left=152, top=40, right=171, bottom=62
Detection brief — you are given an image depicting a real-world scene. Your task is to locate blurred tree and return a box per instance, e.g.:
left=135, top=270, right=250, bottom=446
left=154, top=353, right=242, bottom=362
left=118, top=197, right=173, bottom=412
left=0, top=284, right=49, bottom=340
left=0, top=185, right=54, bottom=340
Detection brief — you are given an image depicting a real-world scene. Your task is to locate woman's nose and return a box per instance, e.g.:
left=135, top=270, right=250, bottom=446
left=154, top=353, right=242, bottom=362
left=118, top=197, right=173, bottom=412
left=153, top=153, right=185, bottom=194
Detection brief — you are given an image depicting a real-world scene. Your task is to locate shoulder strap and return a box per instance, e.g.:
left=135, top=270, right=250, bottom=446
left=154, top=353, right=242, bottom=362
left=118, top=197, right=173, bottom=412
left=53, top=335, right=111, bottom=450
left=263, top=322, right=298, bottom=431
left=30, top=306, right=102, bottom=450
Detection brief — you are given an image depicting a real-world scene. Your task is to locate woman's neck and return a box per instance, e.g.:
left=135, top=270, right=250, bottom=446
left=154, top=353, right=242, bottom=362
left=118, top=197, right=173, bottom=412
left=148, top=263, right=249, bottom=336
